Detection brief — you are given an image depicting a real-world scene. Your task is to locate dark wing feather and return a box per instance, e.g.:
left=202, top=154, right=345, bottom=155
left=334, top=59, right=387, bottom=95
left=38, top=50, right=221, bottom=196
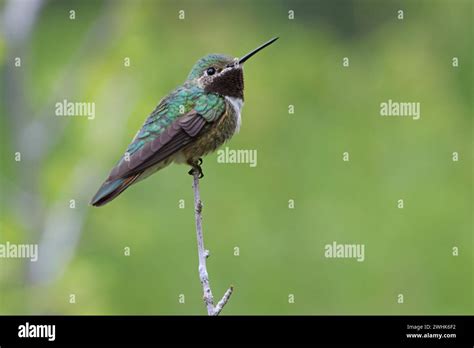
left=108, top=111, right=208, bottom=181
left=91, top=111, right=208, bottom=206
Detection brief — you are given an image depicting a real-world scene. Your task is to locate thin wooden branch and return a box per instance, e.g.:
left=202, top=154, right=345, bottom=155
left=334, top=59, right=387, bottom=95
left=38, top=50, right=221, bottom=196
left=192, top=170, right=233, bottom=316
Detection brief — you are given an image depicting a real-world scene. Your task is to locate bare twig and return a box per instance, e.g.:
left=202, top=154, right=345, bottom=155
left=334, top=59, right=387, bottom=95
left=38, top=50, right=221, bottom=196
left=213, top=286, right=234, bottom=316
left=192, top=170, right=233, bottom=316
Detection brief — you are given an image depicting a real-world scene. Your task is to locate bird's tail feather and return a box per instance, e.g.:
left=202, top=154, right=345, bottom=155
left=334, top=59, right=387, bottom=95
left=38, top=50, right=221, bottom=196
left=90, top=174, right=140, bottom=207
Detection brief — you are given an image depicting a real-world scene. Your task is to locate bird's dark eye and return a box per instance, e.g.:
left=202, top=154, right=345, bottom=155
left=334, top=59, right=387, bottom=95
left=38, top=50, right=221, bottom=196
left=206, top=67, right=216, bottom=76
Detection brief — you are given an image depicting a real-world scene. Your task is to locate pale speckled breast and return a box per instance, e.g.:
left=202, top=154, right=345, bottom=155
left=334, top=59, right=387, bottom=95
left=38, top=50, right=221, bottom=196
left=180, top=100, right=239, bottom=162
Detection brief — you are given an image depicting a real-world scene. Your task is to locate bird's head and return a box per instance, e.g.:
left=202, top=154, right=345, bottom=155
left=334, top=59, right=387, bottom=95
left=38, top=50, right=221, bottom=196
left=187, top=37, right=278, bottom=100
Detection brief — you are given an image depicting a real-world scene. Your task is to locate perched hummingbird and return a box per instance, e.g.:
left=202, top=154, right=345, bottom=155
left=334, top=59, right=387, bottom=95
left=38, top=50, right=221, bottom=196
left=91, top=37, right=278, bottom=206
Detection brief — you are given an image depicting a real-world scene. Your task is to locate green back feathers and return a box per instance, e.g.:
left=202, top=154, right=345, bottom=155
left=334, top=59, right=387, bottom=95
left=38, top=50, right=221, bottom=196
left=125, top=85, right=225, bottom=157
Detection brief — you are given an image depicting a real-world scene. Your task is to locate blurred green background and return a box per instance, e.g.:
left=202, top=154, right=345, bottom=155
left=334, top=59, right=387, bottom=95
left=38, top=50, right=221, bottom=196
left=0, top=0, right=472, bottom=315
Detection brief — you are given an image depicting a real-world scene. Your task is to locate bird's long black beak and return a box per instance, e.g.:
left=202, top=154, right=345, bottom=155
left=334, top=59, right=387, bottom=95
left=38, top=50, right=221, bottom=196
left=238, top=37, right=279, bottom=65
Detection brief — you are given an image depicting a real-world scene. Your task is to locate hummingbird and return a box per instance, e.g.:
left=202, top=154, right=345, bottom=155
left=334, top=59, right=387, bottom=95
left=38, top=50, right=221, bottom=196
left=91, top=37, right=278, bottom=206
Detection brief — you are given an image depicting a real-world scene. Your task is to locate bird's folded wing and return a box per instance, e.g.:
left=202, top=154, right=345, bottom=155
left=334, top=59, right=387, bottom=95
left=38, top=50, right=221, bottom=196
left=107, top=111, right=208, bottom=181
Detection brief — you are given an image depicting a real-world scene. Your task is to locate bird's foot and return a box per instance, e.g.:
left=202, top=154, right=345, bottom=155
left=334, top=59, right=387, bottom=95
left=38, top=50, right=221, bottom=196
left=188, top=158, right=204, bottom=179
